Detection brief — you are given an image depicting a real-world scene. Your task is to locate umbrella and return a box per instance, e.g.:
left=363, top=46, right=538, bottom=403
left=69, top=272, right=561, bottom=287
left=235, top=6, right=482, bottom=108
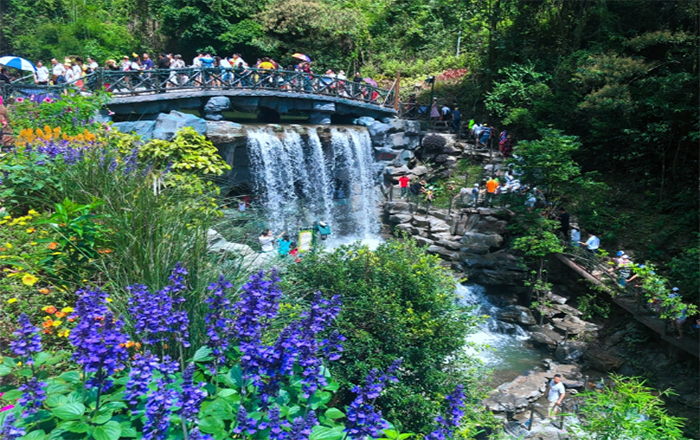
left=292, top=53, right=311, bottom=63
left=0, top=56, right=37, bottom=72
left=363, top=77, right=378, bottom=87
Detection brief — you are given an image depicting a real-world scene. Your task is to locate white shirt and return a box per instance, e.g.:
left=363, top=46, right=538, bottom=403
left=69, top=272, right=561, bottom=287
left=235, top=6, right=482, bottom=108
left=585, top=235, right=600, bottom=250
left=72, top=65, right=82, bottom=78
left=220, top=58, right=232, bottom=69
left=88, top=61, right=99, bottom=70
left=259, top=235, right=274, bottom=253
left=193, top=56, right=202, bottom=67
left=36, top=66, right=50, bottom=82
left=548, top=380, right=565, bottom=402
left=64, top=66, right=75, bottom=82
left=473, top=124, right=483, bottom=137
left=337, top=73, right=347, bottom=80
left=52, top=63, right=66, bottom=77
left=232, top=57, right=245, bottom=68
left=571, top=229, right=581, bottom=243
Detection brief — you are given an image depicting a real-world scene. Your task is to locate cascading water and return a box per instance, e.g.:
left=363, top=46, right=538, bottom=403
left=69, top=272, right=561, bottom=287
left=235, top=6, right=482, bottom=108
left=246, top=126, right=379, bottom=239
left=457, top=284, right=544, bottom=379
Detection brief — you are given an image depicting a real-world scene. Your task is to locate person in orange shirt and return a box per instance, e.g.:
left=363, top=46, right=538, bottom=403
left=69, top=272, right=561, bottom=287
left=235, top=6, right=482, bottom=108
left=485, top=176, right=498, bottom=206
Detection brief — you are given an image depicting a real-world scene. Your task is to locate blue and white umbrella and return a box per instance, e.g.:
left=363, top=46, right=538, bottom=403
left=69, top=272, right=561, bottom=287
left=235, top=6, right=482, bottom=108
left=0, top=56, right=37, bottom=72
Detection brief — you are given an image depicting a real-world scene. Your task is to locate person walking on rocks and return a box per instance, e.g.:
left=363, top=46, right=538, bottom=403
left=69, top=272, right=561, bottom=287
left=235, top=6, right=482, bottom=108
left=547, top=374, right=566, bottom=419
left=579, top=232, right=600, bottom=254
left=398, top=175, right=410, bottom=199
left=485, top=176, right=498, bottom=206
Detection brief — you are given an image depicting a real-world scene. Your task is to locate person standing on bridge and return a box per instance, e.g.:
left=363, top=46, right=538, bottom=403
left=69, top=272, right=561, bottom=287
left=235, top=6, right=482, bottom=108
left=35, top=61, right=49, bottom=86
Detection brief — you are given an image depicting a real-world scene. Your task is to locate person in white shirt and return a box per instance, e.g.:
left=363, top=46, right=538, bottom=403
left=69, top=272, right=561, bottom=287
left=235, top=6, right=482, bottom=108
left=579, top=232, right=600, bottom=253
left=192, top=53, right=203, bottom=68
left=86, top=57, right=99, bottom=71
left=50, top=58, right=66, bottom=84
left=63, top=61, right=76, bottom=83
left=547, top=374, right=566, bottom=418
left=35, top=61, right=50, bottom=85
left=220, top=56, right=233, bottom=84
left=258, top=229, right=286, bottom=253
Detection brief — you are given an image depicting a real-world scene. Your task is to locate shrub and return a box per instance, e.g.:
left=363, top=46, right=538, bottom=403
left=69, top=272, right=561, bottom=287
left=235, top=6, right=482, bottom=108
left=283, top=239, right=486, bottom=433
left=139, top=127, right=231, bottom=176
left=8, top=92, right=109, bottom=136
left=422, top=134, right=446, bottom=150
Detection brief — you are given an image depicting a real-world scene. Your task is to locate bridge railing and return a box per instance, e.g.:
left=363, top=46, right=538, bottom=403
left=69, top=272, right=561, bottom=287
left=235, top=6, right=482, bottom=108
left=1, top=68, right=396, bottom=109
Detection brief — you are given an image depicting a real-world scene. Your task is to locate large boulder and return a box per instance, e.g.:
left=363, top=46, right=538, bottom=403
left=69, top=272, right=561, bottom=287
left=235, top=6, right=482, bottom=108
left=410, top=165, right=428, bottom=176
left=498, top=305, right=537, bottom=326
left=427, top=245, right=460, bottom=261
left=368, top=121, right=392, bottom=137
left=482, top=391, right=530, bottom=413
left=204, top=96, right=231, bottom=112
left=389, top=214, right=412, bottom=224
left=554, top=341, right=586, bottom=364
left=428, top=217, right=451, bottom=233
left=584, top=344, right=625, bottom=371
left=383, top=201, right=413, bottom=214
left=153, top=111, right=207, bottom=141
left=460, top=231, right=503, bottom=251
left=386, top=132, right=419, bottom=150
left=113, top=120, right=156, bottom=140
left=354, top=116, right=376, bottom=127
left=551, top=315, right=600, bottom=336
left=205, top=121, right=245, bottom=145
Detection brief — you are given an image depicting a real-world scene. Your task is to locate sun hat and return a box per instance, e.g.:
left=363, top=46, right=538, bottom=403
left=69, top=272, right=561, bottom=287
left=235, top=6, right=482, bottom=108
left=616, top=251, right=624, bottom=256
left=474, top=183, right=479, bottom=187
left=622, top=254, right=629, bottom=259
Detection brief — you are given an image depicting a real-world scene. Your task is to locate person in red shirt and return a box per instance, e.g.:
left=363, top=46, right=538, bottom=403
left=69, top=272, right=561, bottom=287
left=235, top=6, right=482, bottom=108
left=398, top=175, right=411, bottom=199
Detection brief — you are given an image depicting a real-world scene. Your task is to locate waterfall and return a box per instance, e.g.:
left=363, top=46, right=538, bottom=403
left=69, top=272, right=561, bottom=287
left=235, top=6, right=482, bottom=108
left=246, top=126, right=379, bottom=239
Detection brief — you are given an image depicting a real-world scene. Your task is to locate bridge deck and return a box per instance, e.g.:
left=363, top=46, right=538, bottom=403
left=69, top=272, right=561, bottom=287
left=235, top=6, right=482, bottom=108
left=556, top=254, right=698, bottom=358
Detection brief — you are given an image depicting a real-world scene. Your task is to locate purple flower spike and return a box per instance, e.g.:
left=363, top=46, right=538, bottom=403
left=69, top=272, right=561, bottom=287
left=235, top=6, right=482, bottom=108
left=0, top=413, right=25, bottom=439
left=344, top=362, right=402, bottom=439
left=17, top=377, right=47, bottom=416
left=10, top=314, right=43, bottom=364
left=204, top=274, right=234, bottom=362
left=180, top=363, right=207, bottom=422
left=427, top=385, right=466, bottom=440
left=124, top=352, right=159, bottom=406
left=233, top=406, right=258, bottom=436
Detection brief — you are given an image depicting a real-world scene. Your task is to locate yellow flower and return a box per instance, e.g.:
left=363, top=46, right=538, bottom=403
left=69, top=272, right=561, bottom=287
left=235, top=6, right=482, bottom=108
left=26, top=228, right=35, bottom=234
left=61, top=307, right=74, bottom=313
left=57, top=328, right=70, bottom=337
left=5, top=243, right=12, bottom=249
left=7, top=298, right=18, bottom=304
left=30, top=242, right=37, bottom=246
left=22, top=274, right=39, bottom=286
left=52, top=320, right=62, bottom=327
left=2, top=215, right=10, bottom=220
left=106, top=297, right=113, bottom=303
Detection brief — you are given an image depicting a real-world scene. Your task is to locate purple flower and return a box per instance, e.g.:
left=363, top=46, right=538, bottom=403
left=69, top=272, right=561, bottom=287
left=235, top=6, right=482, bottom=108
left=128, top=264, right=190, bottom=348
left=0, top=413, right=25, bottom=439
left=188, top=427, right=213, bottom=440
left=17, top=377, right=47, bottom=416
left=204, top=275, right=234, bottom=362
left=427, top=385, right=466, bottom=440
left=124, top=352, right=159, bottom=406
left=287, top=411, right=318, bottom=440
left=179, top=363, right=206, bottom=422
left=233, top=406, right=258, bottom=436
left=10, top=314, right=42, bottom=364
left=268, top=406, right=291, bottom=440
left=344, top=363, right=403, bottom=440
left=68, top=288, right=129, bottom=390
left=143, top=378, right=179, bottom=440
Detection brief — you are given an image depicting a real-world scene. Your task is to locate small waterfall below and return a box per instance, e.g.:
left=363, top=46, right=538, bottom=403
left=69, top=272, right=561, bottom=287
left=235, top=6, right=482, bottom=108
left=246, top=126, right=379, bottom=239
left=457, top=284, right=544, bottom=377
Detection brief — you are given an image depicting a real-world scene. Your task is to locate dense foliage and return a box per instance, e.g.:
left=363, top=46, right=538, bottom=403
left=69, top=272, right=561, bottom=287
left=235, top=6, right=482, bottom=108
left=283, top=240, right=488, bottom=434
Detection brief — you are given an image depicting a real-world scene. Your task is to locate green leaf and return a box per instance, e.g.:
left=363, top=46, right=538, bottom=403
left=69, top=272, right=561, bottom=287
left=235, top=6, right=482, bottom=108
left=45, top=395, right=68, bottom=408
left=34, top=352, right=52, bottom=367
left=51, top=402, right=86, bottom=421
left=324, top=408, right=345, bottom=419
left=201, top=398, right=233, bottom=420
left=193, top=346, right=213, bottom=362
left=310, top=425, right=345, bottom=440
left=120, top=425, right=137, bottom=438
left=2, top=389, right=22, bottom=401
left=59, top=421, right=90, bottom=433
left=0, top=365, right=12, bottom=377
left=198, top=415, right=225, bottom=434
left=17, top=368, right=33, bottom=377
left=58, top=371, right=81, bottom=384
left=218, top=388, right=237, bottom=398
left=228, top=366, right=245, bottom=388
left=92, top=421, right=122, bottom=440
left=21, top=430, right=46, bottom=440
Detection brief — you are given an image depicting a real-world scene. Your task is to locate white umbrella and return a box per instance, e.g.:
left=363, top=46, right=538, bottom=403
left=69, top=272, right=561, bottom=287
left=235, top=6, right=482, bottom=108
left=0, top=56, right=37, bottom=72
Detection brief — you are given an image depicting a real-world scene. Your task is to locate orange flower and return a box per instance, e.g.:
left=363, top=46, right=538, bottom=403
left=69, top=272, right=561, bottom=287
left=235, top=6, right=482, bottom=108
left=42, top=320, right=53, bottom=328
left=48, top=242, right=59, bottom=250
left=54, top=311, right=67, bottom=318
left=38, top=288, right=51, bottom=294
left=43, top=306, right=57, bottom=314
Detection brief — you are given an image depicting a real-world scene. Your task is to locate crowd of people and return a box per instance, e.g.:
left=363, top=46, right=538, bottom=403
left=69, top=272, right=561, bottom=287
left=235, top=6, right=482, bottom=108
left=1, top=52, right=382, bottom=101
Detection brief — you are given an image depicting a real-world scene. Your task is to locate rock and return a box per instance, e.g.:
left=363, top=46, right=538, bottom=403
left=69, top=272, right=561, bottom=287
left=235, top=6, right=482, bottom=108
left=395, top=223, right=418, bottom=235
left=548, top=303, right=584, bottom=317
left=206, top=228, right=255, bottom=257
left=368, top=121, right=392, bottom=137
left=436, top=239, right=462, bottom=251
left=404, top=120, right=421, bottom=135
left=412, top=215, right=431, bottom=227
left=427, top=245, right=459, bottom=261
left=554, top=341, right=586, bottom=364
left=384, top=165, right=411, bottom=177
left=584, top=345, right=625, bottom=371
left=205, top=121, right=245, bottom=144
left=435, top=154, right=449, bottom=163
left=307, top=112, right=331, bottom=125
left=428, top=218, right=451, bottom=233
left=551, top=315, right=600, bottom=335
left=207, top=229, right=226, bottom=245
left=153, top=111, right=207, bottom=141
left=113, top=121, right=155, bottom=140
left=386, top=132, right=420, bottom=150
left=392, top=149, right=415, bottom=166
left=499, top=305, right=537, bottom=326
left=410, top=165, right=428, bottom=176
left=389, top=214, right=412, bottom=224
left=482, top=391, right=530, bottom=413
left=531, top=332, right=558, bottom=349
left=414, top=236, right=434, bottom=247
left=548, top=293, right=568, bottom=305
left=204, top=112, right=225, bottom=121
left=471, top=216, right=509, bottom=235
left=384, top=201, right=413, bottom=214
left=204, top=96, right=231, bottom=112
left=354, top=116, right=376, bottom=127
left=496, top=372, right=549, bottom=402
left=442, top=144, right=462, bottom=155
left=460, top=231, right=503, bottom=250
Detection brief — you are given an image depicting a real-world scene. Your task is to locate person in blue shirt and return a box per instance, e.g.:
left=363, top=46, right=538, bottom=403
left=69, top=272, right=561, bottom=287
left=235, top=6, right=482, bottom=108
left=451, top=107, right=461, bottom=133
left=579, top=232, right=600, bottom=253
left=278, top=235, right=293, bottom=257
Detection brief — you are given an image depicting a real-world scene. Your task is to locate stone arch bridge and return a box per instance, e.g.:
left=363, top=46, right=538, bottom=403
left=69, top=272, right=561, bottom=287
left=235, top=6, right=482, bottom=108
left=1, top=68, right=397, bottom=124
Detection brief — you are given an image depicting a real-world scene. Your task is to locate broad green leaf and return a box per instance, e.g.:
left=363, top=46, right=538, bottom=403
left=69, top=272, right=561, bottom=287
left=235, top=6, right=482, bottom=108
left=0, top=365, right=12, bottom=377
left=51, top=402, right=86, bottom=421
left=192, top=346, right=213, bottom=362
left=34, top=352, right=52, bottom=367
left=45, top=395, right=68, bottom=408
left=198, top=415, right=225, bottom=434
left=2, top=389, right=22, bottom=401
left=17, top=368, right=33, bottom=377
left=59, top=421, right=90, bottom=433
left=228, top=366, right=245, bottom=388
left=92, top=421, right=122, bottom=440
left=218, top=388, right=237, bottom=398
left=201, top=398, right=233, bottom=420
left=324, top=408, right=345, bottom=419
left=21, top=430, right=46, bottom=440
left=310, top=425, right=345, bottom=440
